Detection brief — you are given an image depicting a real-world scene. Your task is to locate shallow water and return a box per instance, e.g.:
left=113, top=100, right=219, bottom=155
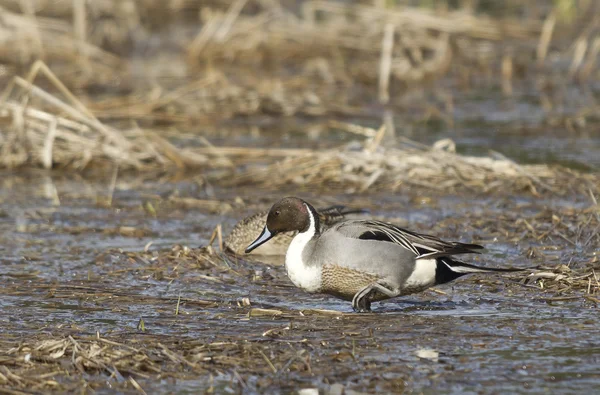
left=0, top=169, right=598, bottom=394
left=2, top=0, right=600, bottom=391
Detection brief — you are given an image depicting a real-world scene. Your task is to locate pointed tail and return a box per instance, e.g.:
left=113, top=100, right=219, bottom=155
left=435, top=258, right=522, bottom=284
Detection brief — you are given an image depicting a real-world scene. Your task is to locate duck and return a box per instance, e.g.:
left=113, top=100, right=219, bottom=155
left=224, top=204, right=366, bottom=255
left=245, top=197, right=520, bottom=312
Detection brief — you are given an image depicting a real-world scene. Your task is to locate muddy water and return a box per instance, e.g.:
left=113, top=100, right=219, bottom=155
left=0, top=169, right=598, bottom=394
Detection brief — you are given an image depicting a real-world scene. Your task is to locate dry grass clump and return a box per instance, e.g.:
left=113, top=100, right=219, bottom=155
left=185, top=1, right=574, bottom=93
left=0, top=4, right=123, bottom=79
left=440, top=197, right=600, bottom=301
left=0, top=61, right=232, bottom=171
left=0, top=0, right=594, bottom=118
left=1, top=62, right=597, bottom=196
left=513, top=213, right=600, bottom=303
left=520, top=264, right=600, bottom=304
left=0, top=0, right=598, bottom=184
left=187, top=2, right=461, bottom=84
left=500, top=202, right=600, bottom=248
left=430, top=193, right=600, bottom=249
left=0, top=333, right=290, bottom=392
left=222, top=125, right=600, bottom=196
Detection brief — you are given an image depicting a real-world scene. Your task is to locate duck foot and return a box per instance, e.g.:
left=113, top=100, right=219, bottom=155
left=352, top=281, right=398, bottom=313
left=352, top=300, right=371, bottom=313
left=352, top=291, right=372, bottom=313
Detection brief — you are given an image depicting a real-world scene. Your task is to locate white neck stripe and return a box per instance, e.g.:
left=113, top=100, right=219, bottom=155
left=302, top=203, right=316, bottom=235
left=285, top=203, right=320, bottom=292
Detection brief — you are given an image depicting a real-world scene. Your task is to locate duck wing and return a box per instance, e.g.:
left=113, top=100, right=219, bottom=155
left=332, top=220, right=484, bottom=258
left=317, top=205, right=368, bottom=225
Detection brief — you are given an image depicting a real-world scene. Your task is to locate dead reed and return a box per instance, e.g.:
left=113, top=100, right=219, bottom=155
left=220, top=128, right=600, bottom=196
left=0, top=61, right=229, bottom=171
left=1, top=64, right=598, bottom=194
left=0, top=1, right=598, bottom=186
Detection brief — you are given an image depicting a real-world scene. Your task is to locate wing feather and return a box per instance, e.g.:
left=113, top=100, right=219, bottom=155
left=332, top=220, right=483, bottom=258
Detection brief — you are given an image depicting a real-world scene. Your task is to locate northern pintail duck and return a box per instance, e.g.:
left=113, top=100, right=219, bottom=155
left=225, top=205, right=366, bottom=255
left=246, top=197, right=520, bottom=312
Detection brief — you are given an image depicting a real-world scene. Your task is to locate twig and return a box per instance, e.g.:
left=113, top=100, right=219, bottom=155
left=128, top=377, right=148, bottom=395
left=378, top=23, right=395, bottom=104
left=107, top=165, right=119, bottom=207
left=536, top=12, right=555, bottom=65
left=257, top=348, right=277, bottom=374
left=175, top=294, right=181, bottom=315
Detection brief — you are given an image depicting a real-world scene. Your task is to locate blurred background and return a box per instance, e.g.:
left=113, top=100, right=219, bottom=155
left=1, top=0, right=599, bottom=175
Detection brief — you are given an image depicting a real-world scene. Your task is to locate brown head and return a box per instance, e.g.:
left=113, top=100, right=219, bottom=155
left=245, top=197, right=318, bottom=253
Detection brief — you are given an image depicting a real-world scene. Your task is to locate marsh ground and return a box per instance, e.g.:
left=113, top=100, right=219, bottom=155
left=0, top=0, right=599, bottom=393
left=0, top=168, right=598, bottom=394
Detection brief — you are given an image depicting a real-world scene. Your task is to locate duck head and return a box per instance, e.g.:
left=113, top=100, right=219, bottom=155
left=245, top=197, right=313, bottom=253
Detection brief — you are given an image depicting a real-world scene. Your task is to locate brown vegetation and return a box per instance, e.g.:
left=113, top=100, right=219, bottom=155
left=0, top=2, right=598, bottom=391
left=0, top=1, right=597, bottom=196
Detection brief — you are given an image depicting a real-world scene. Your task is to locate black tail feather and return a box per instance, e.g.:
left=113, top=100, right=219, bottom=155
left=435, top=258, right=522, bottom=284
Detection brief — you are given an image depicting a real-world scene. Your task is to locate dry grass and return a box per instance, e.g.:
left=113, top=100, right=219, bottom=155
left=220, top=127, right=600, bottom=196
left=0, top=1, right=597, bottom=178
left=0, top=61, right=233, bottom=170
left=1, top=64, right=598, bottom=193
left=0, top=182, right=598, bottom=392
left=0, top=4, right=598, bottom=391
left=0, top=238, right=597, bottom=392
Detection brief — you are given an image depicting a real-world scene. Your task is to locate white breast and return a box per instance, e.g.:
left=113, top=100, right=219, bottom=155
left=402, top=258, right=437, bottom=294
left=285, top=206, right=321, bottom=292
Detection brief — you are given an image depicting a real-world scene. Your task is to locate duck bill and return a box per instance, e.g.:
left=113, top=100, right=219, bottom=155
left=245, top=226, right=274, bottom=253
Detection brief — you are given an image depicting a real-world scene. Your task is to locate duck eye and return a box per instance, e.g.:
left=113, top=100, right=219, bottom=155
left=275, top=210, right=281, bottom=216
